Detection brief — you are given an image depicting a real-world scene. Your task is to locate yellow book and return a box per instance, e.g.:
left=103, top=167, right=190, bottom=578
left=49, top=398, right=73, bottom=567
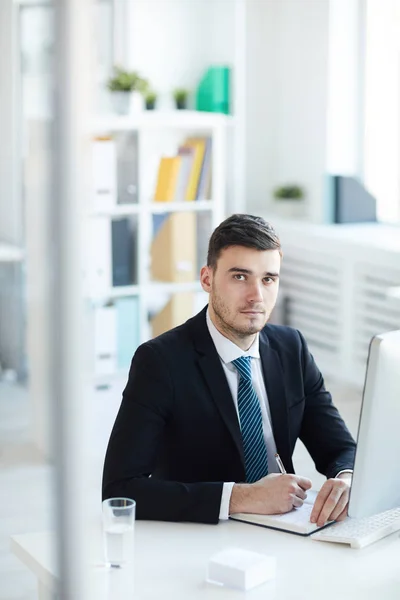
left=182, top=138, right=207, bottom=201
left=154, top=156, right=182, bottom=202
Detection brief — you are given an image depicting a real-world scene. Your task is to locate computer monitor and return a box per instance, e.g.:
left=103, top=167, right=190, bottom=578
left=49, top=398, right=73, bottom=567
left=348, top=329, right=400, bottom=519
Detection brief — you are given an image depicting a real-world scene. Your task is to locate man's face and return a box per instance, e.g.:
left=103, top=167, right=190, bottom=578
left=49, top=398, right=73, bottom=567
left=200, top=245, right=281, bottom=338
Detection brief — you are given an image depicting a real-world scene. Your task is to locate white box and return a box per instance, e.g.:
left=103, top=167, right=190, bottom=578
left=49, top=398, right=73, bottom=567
left=84, top=218, right=112, bottom=295
left=94, top=305, right=117, bottom=376
left=207, top=547, right=276, bottom=591
left=92, top=138, right=117, bottom=210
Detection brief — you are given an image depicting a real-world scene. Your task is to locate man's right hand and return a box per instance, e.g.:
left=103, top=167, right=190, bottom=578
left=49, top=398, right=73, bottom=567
left=229, top=473, right=313, bottom=515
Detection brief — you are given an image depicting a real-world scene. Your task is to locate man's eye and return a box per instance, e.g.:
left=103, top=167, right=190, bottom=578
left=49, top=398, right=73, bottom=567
left=264, top=277, right=273, bottom=284
left=234, top=274, right=245, bottom=281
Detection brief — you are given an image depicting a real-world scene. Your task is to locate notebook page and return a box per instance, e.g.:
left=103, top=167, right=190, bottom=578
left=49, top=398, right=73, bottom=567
left=230, top=489, right=322, bottom=534
left=265, top=502, right=314, bottom=526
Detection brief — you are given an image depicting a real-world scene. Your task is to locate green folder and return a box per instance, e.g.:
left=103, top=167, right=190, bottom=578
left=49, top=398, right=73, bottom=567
left=196, top=66, right=231, bottom=114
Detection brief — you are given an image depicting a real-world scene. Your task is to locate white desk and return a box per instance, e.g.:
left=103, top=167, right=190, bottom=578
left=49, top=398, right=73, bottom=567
left=11, top=520, right=400, bottom=600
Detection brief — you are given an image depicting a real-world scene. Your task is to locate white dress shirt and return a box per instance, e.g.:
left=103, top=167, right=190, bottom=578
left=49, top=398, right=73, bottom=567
left=205, top=310, right=280, bottom=520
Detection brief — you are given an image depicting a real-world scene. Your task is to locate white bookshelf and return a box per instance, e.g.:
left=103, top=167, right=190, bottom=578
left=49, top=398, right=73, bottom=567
left=92, top=110, right=234, bottom=133
left=88, top=109, right=230, bottom=378
left=89, top=281, right=203, bottom=302
left=90, top=199, right=216, bottom=218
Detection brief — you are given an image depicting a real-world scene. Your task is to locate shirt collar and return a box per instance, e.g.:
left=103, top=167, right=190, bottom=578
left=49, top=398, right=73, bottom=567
left=206, top=307, right=260, bottom=364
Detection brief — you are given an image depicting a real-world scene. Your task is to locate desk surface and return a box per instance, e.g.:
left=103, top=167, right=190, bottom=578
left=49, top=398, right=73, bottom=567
left=11, top=520, right=400, bottom=600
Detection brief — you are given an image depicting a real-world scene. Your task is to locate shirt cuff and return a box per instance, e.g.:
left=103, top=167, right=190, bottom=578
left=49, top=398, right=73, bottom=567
left=219, top=482, right=235, bottom=520
left=335, top=469, right=353, bottom=478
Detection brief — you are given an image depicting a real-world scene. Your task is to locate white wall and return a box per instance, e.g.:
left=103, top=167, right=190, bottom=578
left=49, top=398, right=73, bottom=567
left=245, top=0, right=278, bottom=211
left=274, top=0, right=330, bottom=223
left=364, top=0, right=400, bottom=223
left=247, top=0, right=331, bottom=222
left=326, top=0, right=364, bottom=177
left=125, top=0, right=236, bottom=110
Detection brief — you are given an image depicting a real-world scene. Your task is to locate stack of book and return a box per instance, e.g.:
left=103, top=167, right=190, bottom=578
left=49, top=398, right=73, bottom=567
left=153, top=136, right=212, bottom=202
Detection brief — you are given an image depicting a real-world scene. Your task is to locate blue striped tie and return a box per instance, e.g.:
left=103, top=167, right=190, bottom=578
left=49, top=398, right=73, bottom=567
left=232, top=356, right=268, bottom=483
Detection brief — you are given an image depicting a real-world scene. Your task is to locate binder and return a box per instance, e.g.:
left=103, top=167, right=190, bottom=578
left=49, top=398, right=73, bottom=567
left=115, top=297, right=140, bottom=369
left=92, top=137, right=117, bottom=210
left=94, top=304, right=117, bottom=376
left=85, top=218, right=112, bottom=295
left=150, top=212, right=196, bottom=282
left=323, top=175, right=377, bottom=224
left=111, top=218, right=135, bottom=287
left=151, top=293, right=194, bottom=337
left=116, top=131, right=139, bottom=205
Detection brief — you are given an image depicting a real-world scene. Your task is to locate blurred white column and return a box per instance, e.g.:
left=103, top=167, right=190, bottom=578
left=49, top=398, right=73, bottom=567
left=52, top=0, right=93, bottom=597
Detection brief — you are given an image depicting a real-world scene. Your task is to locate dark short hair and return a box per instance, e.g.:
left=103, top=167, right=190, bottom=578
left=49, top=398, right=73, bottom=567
left=207, top=214, right=282, bottom=268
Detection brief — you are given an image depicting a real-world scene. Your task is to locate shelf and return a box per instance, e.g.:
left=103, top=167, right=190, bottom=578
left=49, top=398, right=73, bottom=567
left=89, top=285, right=140, bottom=301
left=90, top=205, right=141, bottom=217
left=88, top=280, right=202, bottom=301
left=92, top=110, right=234, bottom=134
left=146, top=281, right=202, bottom=294
left=0, top=243, right=24, bottom=263
left=90, top=200, right=214, bottom=217
left=150, top=200, right=213, bottom=214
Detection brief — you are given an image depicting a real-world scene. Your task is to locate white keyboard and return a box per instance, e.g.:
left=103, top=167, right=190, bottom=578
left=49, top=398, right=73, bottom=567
left=311, top=507, right=400, bottom=549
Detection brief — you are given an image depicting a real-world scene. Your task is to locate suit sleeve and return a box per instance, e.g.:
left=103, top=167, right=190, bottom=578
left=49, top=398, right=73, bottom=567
left=102, top=343, right=223, bottom=524
left=297, top=331, right=356, bottom=479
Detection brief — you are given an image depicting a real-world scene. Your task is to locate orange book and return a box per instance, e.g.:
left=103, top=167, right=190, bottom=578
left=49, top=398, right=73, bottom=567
left=154, top=156, right=182, bottom=202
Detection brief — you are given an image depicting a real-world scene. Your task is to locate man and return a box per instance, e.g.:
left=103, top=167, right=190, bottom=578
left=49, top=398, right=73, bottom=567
left=103, top=214, right=356, bottom=525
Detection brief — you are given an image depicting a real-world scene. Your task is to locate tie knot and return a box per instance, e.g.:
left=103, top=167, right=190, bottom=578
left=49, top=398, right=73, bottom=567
left=232, top=356, right=252, bottom=380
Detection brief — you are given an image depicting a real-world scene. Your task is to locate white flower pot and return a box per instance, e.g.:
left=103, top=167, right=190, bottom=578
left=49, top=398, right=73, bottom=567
left=111, top=91, right=131, bottom=115
left=274, top=199, right=305, bottom=219
left=130, top=91, right=144, bottom=113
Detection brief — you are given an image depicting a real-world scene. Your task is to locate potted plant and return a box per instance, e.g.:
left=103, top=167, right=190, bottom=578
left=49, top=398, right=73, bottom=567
left=144, top=90, right=157, bottom=110
left=273, top=185, right=305, bottom=218
left=173, top=88, right=189, bottom=110
left=107, top=66, right=147, bottom=114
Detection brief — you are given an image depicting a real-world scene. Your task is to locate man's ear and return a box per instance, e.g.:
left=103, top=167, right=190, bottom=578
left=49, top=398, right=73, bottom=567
left=200, top=265, right=212, bottom=293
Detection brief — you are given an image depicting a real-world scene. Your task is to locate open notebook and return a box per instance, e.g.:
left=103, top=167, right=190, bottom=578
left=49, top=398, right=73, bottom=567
left=230, top=490, right=334, bottom=536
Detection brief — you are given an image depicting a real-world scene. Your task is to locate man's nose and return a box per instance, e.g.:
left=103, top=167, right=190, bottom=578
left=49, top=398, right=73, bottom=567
left=247, top=281, right=263, bottom=302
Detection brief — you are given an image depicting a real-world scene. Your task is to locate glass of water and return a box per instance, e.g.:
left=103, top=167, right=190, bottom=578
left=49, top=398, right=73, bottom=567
left=102, top=497, right=135, bottom=568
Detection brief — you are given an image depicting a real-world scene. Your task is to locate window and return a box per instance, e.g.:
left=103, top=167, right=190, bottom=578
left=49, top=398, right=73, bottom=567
left=364, top=0, right=400, bottom=223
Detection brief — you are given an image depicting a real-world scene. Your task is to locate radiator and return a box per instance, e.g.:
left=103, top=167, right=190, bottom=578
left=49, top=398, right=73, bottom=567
left=271, top=220, right=400, bottom=387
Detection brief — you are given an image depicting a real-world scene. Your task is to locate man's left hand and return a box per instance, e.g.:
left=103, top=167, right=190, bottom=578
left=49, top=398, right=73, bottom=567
left=310, top=475, right=351, bottom=527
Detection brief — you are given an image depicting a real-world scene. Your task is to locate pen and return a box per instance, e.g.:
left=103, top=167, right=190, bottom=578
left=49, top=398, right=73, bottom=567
left=275, top=453, right=287, bottom=474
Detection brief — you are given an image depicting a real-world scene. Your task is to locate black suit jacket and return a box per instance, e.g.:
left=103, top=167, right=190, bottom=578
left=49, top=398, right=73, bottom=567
left=102, top=307, right=356, bottom=524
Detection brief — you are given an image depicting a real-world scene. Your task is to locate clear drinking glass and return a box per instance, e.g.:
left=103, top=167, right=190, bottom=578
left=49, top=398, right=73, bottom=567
left=102, top=498, right=136, bottom=568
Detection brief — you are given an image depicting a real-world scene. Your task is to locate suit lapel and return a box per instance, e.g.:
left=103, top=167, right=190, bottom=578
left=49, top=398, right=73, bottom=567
left=259, top=331, right=293, bottom=473
left=189, top=309, right=245, bottom=469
